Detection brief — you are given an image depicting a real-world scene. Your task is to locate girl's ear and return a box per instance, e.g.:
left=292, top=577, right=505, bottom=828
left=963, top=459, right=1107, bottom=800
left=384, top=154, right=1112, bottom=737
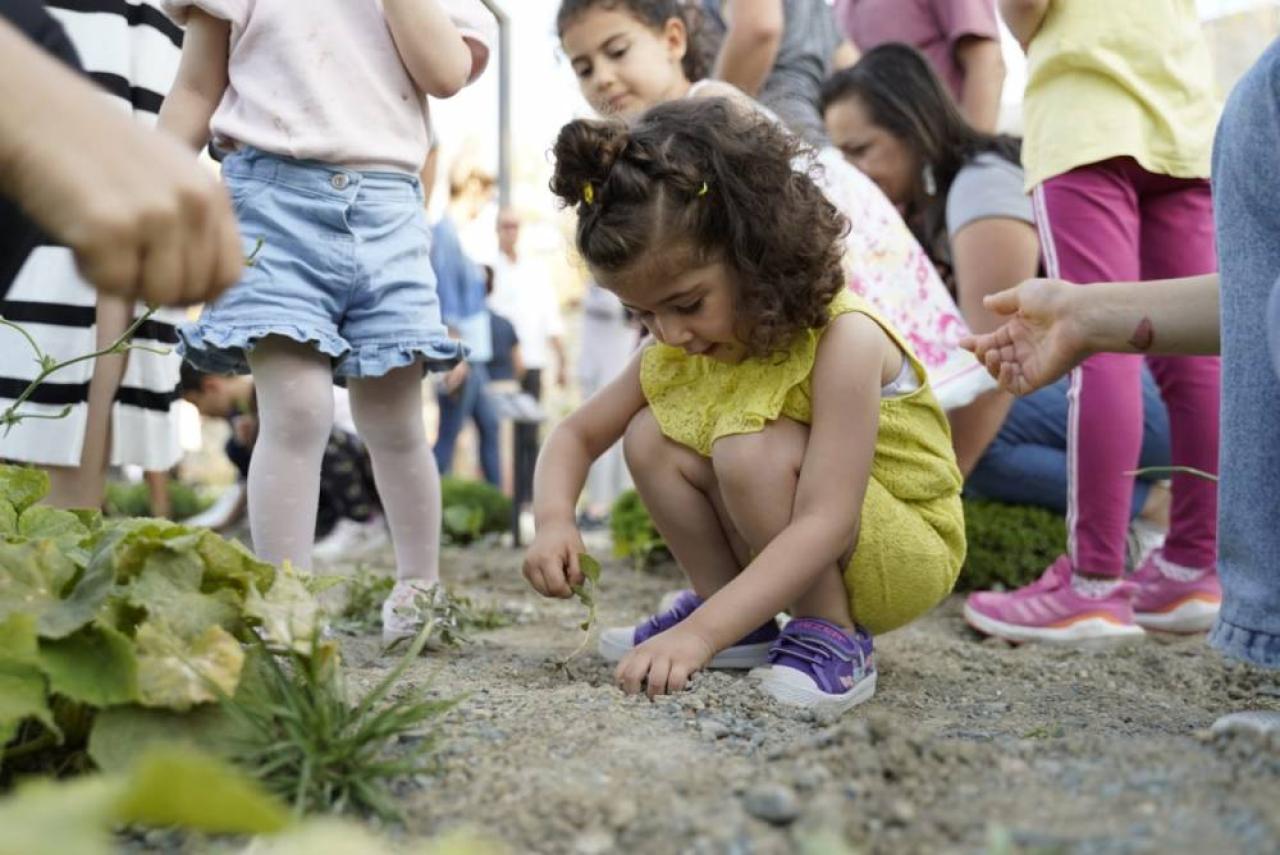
left=662, top=16, right=688, bottom=68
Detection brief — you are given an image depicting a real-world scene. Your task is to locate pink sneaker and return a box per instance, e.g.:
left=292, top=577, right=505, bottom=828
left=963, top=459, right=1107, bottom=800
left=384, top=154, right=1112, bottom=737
left=1129, top=550, right=1221, bottom=633
left=964, top=556, right=1146, bottom=643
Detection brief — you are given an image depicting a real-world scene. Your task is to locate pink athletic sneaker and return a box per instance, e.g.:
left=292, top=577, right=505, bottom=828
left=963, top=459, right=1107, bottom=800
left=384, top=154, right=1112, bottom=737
left=1129, top=550, right=1221, bottom=633
left=963, top=556, right=1146, bottom=643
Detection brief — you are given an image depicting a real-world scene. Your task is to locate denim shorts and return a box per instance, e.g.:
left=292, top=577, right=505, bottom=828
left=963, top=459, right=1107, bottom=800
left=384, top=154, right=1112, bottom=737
left=178, top=147, right=463, bottom=379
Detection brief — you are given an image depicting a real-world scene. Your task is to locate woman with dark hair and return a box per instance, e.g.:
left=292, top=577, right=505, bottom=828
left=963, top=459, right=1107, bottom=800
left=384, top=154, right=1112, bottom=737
left=820, top=43, right=1172, bottom=540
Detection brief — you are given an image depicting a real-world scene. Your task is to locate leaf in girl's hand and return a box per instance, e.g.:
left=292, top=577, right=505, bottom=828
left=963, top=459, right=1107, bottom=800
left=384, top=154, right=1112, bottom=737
left=559, top=554, right=603, bottom=668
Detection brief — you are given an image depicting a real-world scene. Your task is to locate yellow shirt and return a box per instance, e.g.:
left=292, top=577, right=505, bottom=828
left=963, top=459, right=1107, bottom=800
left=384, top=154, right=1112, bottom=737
left=1020, top=0, right=1219, bottom=190
left=640, top=290, right=962, bottom=506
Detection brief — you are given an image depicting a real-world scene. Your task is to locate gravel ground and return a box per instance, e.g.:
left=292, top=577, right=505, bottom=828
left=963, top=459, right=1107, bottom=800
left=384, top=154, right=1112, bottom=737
left=322, top=543, right=1280, bottom=855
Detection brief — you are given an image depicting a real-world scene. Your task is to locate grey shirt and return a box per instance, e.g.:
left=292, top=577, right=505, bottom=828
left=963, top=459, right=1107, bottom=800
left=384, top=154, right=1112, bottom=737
left=945, top=152, right=1035, bottom=239
left=702, top=0, right=842, bottom=147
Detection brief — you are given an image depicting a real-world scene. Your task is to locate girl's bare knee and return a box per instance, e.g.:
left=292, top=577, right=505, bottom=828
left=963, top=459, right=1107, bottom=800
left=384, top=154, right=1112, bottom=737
left=711, top=419, right=805, bottom=492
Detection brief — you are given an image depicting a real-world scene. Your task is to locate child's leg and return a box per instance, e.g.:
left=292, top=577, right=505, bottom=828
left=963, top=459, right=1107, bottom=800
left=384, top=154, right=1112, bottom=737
left=1138, top=176, right=1220, bottom=570
left=623, top=408, right=746, bottom=595
left=246, top=337, right=335, bottom=570
left=347, top=364, right=440, bottom=583
left=709, top=418, right=854, bottom=628
left=1034, top=159, right=1144, bottom=577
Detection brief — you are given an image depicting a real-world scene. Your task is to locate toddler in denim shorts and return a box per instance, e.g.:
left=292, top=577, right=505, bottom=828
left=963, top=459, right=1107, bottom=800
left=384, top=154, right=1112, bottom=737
left=158, top=0, right=497, bottom=640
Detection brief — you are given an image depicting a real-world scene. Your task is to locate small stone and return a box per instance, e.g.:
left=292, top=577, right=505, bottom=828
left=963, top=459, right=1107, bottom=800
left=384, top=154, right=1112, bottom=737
left=572, top=830, right=615, bottom=855
left=742, top=783, right=800, bottom=825
left=888, top=799, right=917, bottom=826
left=608, top=799, right=639, bottom=830
left=1211, top=711, right=1280, bottom=738
left=700, top=720, right=729, bottom=740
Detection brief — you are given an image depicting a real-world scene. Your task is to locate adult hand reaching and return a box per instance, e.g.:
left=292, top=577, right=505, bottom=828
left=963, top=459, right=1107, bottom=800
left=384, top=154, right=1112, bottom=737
left=959, top=278, right=1086, bottom=396
left=0, top=20, right=243, bottom=307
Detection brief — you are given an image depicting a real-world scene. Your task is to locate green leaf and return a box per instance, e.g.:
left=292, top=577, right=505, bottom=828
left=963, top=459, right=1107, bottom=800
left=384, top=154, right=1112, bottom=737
left=0, top=612, right=40, bottom=665
left=135, top=621, right=244, bottom=711
left=37, top=624, right=138, bottom=707
left=0, top=774, right=120, bottom=855
left=0, top=539, right=80, bottom=632
left=243, top=563, right=323, bottom=654
left=0, top=498, right=16, bottom=536
left=38, top=536, right=116, bottom=639
left=0, top=465, right=50, bottom=514
left=113, top=746, right=291, bottom=834
left=578, top=553, right=602, bottom=585
left=0, top=664, right=55, bottom=746
left=196, top=529, right=275, bottom=595
left=66, top=508, right=103, bottom=532
left=87, top=703, right=242, bottom=773
left=0, top=614, right=51, bottom=745
left=125, top=557, right=240, bottom=640
left=17, top=505, right=91, bottom=551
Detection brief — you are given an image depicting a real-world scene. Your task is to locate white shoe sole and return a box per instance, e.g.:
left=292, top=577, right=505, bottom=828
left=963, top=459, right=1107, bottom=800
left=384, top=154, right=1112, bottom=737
left=963, top=602, right=1146, bottom=644
left=597, top=627, right=772, bottom=669
left=1135, top=596, right=1220, bottom=633
left=753, top=666, right=876, bottom=715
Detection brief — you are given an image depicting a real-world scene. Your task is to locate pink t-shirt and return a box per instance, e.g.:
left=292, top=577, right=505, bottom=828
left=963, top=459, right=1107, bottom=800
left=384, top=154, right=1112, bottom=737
left=161, top=0, right=495, bottom=173
left=834, top=0, right=999, bottom=100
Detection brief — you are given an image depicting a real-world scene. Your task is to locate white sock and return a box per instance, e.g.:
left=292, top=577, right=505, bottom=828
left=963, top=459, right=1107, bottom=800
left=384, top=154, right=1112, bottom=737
left=348, top=366, right=442, bottom=585
left=1153, top=552, right=1207, bottom=583
left=1071, top=573, right=1123, bottom=599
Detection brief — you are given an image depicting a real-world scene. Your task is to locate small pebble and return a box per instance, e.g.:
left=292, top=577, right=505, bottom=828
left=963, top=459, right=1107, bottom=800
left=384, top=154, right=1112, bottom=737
left=742, top=783, right=800, bottom=825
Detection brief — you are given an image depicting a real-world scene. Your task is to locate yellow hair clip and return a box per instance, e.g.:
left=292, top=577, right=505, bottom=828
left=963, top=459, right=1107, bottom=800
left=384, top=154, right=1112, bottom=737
left=582, top=182, right=595, bottom=206
left=697, top=181, right=709, bottom=197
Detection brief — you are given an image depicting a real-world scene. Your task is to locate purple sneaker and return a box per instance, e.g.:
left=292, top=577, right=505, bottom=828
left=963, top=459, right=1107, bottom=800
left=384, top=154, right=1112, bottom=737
left=753, top=618, right=876, bottom=714
left=597, top=589, right=779, bottom=668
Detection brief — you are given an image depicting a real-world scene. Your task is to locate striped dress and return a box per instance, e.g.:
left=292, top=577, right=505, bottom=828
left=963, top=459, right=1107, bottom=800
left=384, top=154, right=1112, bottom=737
left=0, top=0, right=186, bottom=469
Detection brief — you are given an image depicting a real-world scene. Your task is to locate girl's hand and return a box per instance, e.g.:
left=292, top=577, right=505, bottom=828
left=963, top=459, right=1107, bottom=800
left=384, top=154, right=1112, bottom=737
left=521, top=521, right=586, bottom=599
left=616, top=625, right=715, bottom=698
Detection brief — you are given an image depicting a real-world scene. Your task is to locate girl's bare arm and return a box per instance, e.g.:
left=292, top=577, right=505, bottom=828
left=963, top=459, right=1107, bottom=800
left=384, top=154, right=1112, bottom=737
left=156, top=10, right=228, bottom=151
left=685, top=313, right=888, bottom=649
left=382, top=0, right=478, bottom=98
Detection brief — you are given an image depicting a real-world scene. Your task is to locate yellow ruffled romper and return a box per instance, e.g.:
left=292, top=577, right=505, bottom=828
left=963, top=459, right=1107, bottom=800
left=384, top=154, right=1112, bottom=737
left=640, top=290, right=966, bottom=634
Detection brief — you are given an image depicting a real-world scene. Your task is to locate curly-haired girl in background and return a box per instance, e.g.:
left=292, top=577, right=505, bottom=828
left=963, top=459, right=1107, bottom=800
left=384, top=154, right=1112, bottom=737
left=522, top=99, right=965, bottom=714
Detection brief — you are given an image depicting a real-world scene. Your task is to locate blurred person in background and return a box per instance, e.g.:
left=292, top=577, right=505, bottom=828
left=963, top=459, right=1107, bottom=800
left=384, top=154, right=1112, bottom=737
left=488, top=208, right=567, bottom=510
left=832, top=0, right=1005, bottom=132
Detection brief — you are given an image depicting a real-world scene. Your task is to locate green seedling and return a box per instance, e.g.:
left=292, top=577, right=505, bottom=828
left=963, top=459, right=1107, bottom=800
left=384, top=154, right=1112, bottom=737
left=558, top=553, right=602, bottom=669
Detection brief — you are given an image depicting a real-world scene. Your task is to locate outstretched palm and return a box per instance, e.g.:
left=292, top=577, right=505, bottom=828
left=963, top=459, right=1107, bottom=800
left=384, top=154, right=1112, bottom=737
left=961, top=279, right=1087, bottom=396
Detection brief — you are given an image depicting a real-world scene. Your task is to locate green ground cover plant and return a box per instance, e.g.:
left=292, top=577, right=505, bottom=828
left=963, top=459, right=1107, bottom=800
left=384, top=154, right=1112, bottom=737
left=104, top=478, right=215, bottom=521
left=440, top=478, right=512, bottom=545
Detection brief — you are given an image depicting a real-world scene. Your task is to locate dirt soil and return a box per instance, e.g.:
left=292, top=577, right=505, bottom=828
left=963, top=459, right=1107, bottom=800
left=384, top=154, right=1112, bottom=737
left=335, top=544, right=1280, bottom=855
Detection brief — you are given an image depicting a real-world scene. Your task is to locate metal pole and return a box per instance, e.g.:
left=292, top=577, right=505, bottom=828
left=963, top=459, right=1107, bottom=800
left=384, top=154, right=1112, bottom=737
left=477, top=0, right=512, bottom=207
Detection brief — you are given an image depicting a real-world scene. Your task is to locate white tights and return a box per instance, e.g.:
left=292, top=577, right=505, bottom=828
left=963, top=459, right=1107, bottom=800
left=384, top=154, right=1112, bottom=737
left=247, top=337, right=441, bottom=581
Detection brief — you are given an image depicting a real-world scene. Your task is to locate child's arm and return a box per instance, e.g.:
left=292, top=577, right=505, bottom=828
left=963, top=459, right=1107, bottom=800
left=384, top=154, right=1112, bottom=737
left=998, top=0, right=1050, bottom=50
left=616, top=314, right=888, bottom=695
left=156, top=9, right=228, bottom=151
left=712, top=0, right=784, bottom=97
left=382, top=0, right=480, bottom=99
left=522, top=349, right=648, bottom=598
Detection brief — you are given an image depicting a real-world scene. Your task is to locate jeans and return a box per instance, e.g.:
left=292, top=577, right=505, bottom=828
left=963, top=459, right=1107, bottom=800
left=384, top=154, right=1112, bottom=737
left=1206, top=39, right=1280, bottom=670
left=434, top=361, right=500, bottom=486
left=967, top=372, right=1172, bottom=518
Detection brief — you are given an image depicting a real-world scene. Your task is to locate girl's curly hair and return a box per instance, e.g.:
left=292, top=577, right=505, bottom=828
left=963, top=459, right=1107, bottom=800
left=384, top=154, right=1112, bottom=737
left=556, top=0, right=714, bottom=84
left=550, top=98, right=849, bottom=357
